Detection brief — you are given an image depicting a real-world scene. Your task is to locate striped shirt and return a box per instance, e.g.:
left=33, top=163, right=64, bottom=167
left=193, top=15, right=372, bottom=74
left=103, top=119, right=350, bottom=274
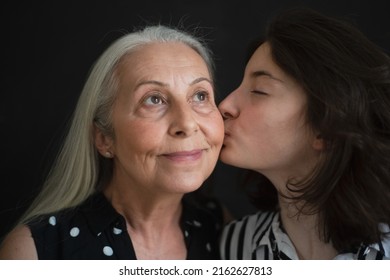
left=220, top=211, right=390, bottom=260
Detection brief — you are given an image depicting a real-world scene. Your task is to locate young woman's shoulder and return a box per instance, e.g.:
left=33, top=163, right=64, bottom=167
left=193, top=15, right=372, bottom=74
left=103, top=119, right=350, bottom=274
left=223, top=210, right=277, bottom=233
left=0, top=225, right=38, bottom=259
left=220, top=210, right=278, bottom=259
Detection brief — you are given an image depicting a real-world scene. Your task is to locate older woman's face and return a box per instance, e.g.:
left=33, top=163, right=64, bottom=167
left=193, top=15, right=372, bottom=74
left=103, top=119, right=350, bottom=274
left=218, top=42, right=320, bottom=186
left=106, top=42, right=223, bottom=194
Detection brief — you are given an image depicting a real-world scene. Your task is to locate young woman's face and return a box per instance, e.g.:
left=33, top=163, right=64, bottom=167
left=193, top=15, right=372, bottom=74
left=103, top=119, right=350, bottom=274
left=98, top=42, right=224, bottom=195
left=219, top=42, right=320, bottom=185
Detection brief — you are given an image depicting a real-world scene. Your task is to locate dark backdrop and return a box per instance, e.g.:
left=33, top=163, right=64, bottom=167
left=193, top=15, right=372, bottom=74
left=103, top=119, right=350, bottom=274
left=1, top=0, right=389, bottom=239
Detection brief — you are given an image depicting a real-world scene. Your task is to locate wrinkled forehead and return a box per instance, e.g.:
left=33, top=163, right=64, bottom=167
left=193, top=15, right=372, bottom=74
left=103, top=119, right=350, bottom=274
left=115, top=43, right=211, bottom=83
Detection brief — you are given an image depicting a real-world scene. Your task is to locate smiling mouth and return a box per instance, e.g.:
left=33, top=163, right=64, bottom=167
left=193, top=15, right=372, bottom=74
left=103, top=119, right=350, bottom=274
left=162, top=149, right=204, bottom=162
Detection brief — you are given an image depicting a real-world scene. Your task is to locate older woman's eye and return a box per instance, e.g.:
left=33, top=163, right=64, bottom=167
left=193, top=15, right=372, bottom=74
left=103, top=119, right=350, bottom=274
left=192, top=91, right=209, bottom=102
left=144, top=95, right=164, bottom=105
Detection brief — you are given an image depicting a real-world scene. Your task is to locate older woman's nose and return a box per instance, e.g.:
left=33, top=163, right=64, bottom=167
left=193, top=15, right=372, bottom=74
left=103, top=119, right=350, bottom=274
left=168, top=105, right=199, bottom=137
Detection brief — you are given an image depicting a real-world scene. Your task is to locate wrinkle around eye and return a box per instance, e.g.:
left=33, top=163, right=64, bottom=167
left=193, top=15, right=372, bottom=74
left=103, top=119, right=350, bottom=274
left=135, top=93, right=169, bottom=118
left=140, top=91, right=168, bottom=107
left=192, top=91, right=209, bottom=103
left=191, top=95, right=218, bottom=115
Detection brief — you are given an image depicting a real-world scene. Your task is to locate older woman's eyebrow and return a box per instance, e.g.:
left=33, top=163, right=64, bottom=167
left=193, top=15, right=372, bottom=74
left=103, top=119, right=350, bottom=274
left=190, top=77, right=213, bottom=86
left=134, top=80, right=168, bottom=90
left=134, top=78, right=213, bottom=90
left=251, top=70, right=284, bottom=83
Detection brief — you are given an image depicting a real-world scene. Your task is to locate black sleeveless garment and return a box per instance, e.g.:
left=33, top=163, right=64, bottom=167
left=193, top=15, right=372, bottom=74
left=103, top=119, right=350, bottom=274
left=28, top=192, right=222, bottom=259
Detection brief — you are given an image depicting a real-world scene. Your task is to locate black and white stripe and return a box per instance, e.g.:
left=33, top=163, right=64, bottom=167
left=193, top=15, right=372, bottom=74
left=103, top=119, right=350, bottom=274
left=220, top=211, right=390, bottom=260
left=220, top=211, right=276, bottom=260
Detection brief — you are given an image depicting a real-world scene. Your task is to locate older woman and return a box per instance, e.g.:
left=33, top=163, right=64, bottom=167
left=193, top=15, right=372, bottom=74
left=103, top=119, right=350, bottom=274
left=0, top=25, right=224, bottom=259
left=219, top=8, right=390, bottom=259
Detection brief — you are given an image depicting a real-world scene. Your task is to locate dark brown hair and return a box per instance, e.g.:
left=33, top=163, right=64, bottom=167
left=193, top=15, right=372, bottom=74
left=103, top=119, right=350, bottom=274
left=249, top=8, right=390, bottom=252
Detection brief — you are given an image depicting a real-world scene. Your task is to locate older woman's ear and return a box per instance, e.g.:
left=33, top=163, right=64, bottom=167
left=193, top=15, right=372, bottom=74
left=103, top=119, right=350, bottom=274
left=94, top=124, right=114, bottom=158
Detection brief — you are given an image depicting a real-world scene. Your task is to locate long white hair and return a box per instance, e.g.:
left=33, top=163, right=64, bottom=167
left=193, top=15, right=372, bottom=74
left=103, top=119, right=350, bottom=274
left=20, top=25, right=214, bottom=224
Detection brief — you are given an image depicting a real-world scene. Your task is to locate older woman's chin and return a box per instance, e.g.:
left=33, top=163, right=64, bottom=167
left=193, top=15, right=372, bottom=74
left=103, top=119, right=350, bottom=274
left=164, top=174, right=212, bottom=194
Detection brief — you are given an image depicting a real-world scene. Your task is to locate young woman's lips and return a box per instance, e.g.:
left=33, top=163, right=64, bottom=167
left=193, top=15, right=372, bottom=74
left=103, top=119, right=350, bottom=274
left=162, top=149, right=203, bottom=162
left=223, top=131, right=231, bottom=141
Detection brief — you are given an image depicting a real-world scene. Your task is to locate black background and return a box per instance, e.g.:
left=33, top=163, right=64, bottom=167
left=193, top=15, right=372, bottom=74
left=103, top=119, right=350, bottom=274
left=1, top=0, right=389, bottom=239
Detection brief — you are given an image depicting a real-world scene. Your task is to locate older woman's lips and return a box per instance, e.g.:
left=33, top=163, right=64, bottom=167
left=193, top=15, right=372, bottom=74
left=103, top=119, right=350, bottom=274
left=162, top=149, right=203, bottom=162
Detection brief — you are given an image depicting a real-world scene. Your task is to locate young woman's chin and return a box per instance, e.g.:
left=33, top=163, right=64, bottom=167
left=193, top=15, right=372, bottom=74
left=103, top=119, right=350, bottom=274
left=219, top=147, right=239, bottom=167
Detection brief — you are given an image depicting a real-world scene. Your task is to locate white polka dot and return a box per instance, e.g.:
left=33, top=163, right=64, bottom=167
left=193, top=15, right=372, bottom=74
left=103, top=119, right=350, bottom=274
left=103, top=246, right=113, bottom=256
left=184, top=230, right=189, bottom=238
left=70, top=227, right=80, bottom=237
left=97, top=232, right=102, bottom=237
left=206, top=243, right=212, bottom=252
left=193, top=220, right=202, bottom=227
left=48, top=216, right=56, bottom=226
left=113, top=227, right=122, bottom=235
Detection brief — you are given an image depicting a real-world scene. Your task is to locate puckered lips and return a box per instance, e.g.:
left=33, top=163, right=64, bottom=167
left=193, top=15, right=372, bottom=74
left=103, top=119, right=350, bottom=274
left=222, top=130, right=231, bottom=147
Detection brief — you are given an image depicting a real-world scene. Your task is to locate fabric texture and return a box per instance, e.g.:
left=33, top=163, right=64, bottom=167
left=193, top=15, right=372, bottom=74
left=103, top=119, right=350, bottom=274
left=28, top=192, right=222, bottom=259
left=220, top=211, right=390, bottom=260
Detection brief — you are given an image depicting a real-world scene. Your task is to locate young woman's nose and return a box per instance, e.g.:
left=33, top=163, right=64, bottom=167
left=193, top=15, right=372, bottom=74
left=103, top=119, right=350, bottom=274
left=218, top=90, right=240, bottom=120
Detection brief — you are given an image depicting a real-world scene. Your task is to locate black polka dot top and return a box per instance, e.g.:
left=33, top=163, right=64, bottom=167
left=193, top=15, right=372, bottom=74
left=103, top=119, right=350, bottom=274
left=27, top=192, right=222, bottom=259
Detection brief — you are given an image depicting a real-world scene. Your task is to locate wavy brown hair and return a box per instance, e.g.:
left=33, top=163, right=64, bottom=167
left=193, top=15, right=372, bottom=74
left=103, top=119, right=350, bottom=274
left=248, top=8, right=390, bottom=252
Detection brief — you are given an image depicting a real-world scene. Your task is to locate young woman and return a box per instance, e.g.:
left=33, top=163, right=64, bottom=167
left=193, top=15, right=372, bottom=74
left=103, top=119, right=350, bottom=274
left=219, top=8, right=390, bottom=260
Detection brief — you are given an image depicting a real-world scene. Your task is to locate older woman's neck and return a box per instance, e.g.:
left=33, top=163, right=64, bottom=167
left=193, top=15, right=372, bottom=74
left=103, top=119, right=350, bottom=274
left=103, top=183, right=183, bottom=230
left=103, top=184, right=187, bottom=259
